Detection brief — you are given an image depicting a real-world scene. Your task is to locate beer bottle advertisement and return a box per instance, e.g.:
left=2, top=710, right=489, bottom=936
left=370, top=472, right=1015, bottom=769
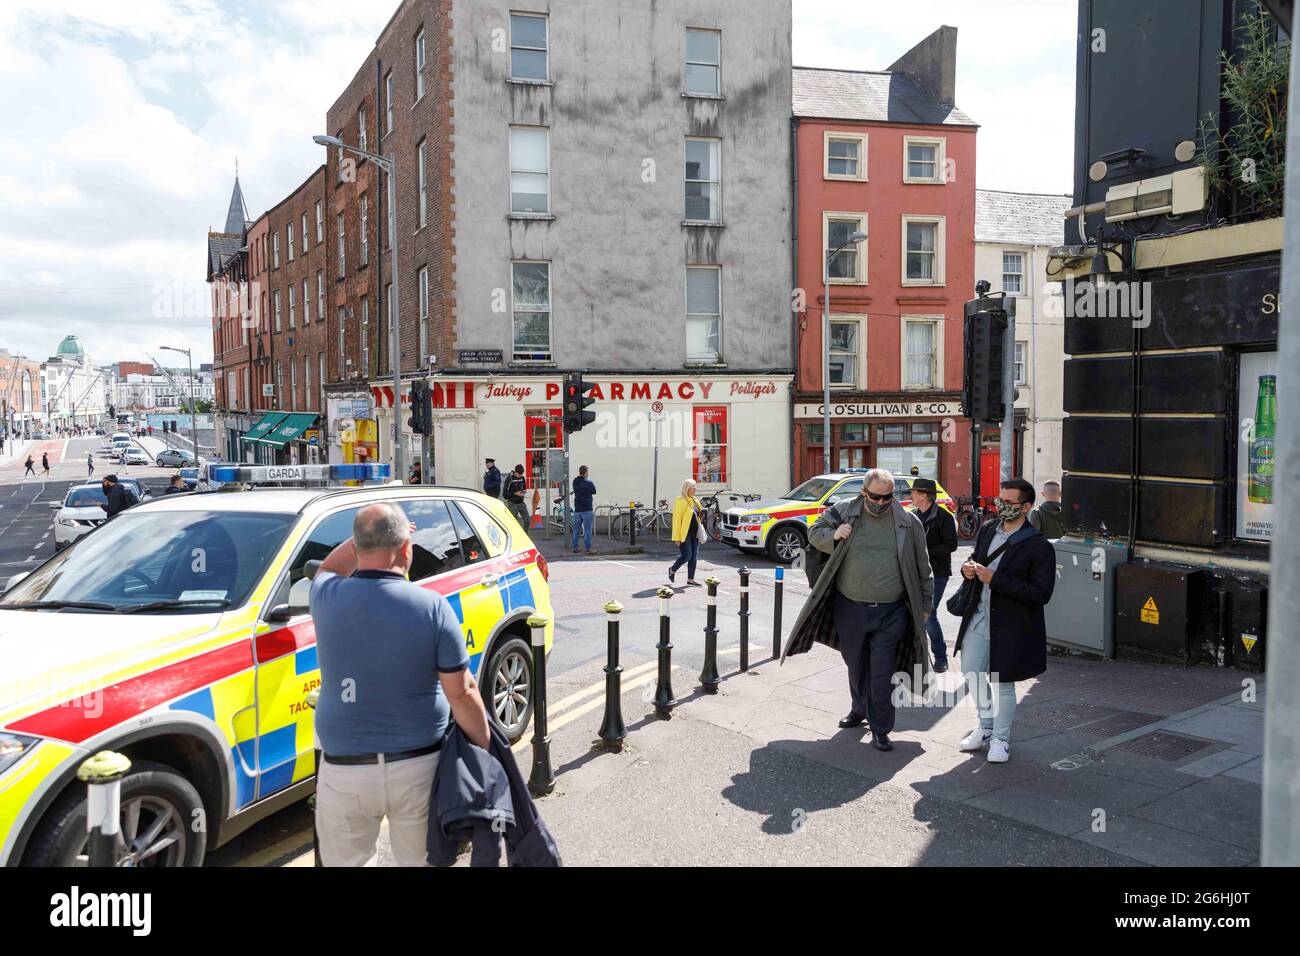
left=1237, top=351, right=1278, bottom=541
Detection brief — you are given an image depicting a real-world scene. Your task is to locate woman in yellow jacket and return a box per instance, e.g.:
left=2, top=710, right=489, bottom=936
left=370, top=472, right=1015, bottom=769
left=669, top=478, right=704, bottom=586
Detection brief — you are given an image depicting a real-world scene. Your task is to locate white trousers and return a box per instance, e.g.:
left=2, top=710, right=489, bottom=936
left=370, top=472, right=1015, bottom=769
left=315, top=751, right=439, bottom=867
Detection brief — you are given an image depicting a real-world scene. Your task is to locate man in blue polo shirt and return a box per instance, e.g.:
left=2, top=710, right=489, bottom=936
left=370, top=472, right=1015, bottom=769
left=310, top=501, right=491, bottom=867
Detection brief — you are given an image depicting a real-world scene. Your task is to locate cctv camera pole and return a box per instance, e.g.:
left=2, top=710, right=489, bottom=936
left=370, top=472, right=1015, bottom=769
left=1000, top=297, right=1016, bottom=482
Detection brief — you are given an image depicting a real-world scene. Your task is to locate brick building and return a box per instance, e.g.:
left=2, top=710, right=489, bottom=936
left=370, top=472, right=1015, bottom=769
left=0, top=349, right=43, bottom=438
left=790, top=27, right=979, bottom=495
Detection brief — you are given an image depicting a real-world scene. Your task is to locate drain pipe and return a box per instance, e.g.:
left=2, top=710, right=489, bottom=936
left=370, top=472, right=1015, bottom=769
left=789, top=116, right=800, bottom=489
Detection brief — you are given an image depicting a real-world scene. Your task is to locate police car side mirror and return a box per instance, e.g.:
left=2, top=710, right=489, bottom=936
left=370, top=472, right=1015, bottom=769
left=48, top=501, right=60, bottom=509
left=268, top=578, right=313, bottom=623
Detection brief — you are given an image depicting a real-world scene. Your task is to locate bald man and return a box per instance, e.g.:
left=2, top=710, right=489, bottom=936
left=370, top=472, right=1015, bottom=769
left=310, top=502, right=491, bottom=866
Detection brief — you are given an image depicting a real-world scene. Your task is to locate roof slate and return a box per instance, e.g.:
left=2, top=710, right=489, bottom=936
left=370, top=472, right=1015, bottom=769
left=793, top=67, right=976, bottom=126
left=974, top=189, right=1073, bottom=246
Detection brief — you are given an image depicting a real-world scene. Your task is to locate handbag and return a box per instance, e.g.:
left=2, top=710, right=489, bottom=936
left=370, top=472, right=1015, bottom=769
left=945, top=529, right=1012, bottom=617
left=695, top=504, right=708, bottom=544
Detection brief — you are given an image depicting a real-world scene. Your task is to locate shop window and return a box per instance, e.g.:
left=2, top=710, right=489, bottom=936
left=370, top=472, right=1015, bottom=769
left=877, top=445, right=939, bottom=480
left=525, top=407, right=563, bottom=494
left=693, top=405, right=727, bottom=483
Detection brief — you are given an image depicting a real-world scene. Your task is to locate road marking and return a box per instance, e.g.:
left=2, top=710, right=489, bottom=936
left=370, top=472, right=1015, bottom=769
left=233, top=832, right=316, bottom=869
left=547, top=658, right=660, bottom=715
left=510, top=667, right=673, bottom=753
left=25, top=555, right=37, bottom=562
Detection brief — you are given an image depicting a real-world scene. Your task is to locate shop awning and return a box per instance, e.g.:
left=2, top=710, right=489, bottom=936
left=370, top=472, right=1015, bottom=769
left=240, top=412, right=287, bottom=444
left=257, top=413, right=318, bottom=448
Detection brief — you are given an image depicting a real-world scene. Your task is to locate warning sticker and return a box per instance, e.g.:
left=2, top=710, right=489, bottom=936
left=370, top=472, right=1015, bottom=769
left=1140, top=596, right=1160, bottom=625
left=1241, top=635, right=1257, bottom=653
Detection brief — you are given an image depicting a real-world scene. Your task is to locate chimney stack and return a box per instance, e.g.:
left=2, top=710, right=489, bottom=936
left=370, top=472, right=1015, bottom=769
left=887, top=25, right=958, bottom=107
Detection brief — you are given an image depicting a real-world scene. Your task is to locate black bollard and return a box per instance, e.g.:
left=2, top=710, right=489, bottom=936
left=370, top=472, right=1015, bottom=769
left=77, top=751, right=131, bottom=867
left=307, top=688, right=320, bottom=866
left=628, top=500, right=637, bottom=548
left=773, top=565, right=785, bottom=659
left=527, top=614, right=555, bottom=796
left=654, top=586, right=676, bottom=718
left=738, top=566, right=751, bottom=672
left=598, top=600, right=627, bottom=749
left=699, top=576, right=721, bottom=693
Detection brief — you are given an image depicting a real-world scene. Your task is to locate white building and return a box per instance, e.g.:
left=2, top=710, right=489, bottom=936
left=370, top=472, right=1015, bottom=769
left=974, top=189, right=1071, bottom=488
left=113, top=369, right=214, bottom=413
left=41, top=335, right=108, bottom=428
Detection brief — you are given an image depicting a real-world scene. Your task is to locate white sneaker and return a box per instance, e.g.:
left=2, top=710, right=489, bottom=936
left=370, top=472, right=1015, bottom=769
left=987, top=738, right=1010, bottom=763
left=959, top=727, right=992, bottom=751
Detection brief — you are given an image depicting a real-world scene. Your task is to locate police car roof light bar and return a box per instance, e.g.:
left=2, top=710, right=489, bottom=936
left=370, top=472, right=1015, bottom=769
left=208, top=463, right=392, bottom=485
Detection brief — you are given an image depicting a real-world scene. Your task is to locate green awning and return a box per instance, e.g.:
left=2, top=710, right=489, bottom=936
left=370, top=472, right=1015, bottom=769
left=240, top=412, right=287, bottom=444
left=258, top=413, right=318, bottom=448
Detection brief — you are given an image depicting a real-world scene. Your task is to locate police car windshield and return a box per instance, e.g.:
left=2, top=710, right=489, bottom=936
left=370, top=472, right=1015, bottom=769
left=1, top=511, right=296, bottom=613
left=783, top=477, right=838, bottom=502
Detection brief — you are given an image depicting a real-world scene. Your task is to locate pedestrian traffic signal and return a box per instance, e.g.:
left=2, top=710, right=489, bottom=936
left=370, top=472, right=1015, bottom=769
left=563, top=373, right=597, bottom=434
left=962, top=305, right=1007, bottom=423
left=407, top=381, right=427, bottom=435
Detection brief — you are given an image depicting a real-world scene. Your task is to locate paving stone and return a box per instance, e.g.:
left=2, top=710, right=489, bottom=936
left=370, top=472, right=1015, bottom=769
left=1164, top=708, right=1264, bottom=755
left=964, top=767, right=1169, bottom=837
left=1128, top=775, right=1261, bottom=852
left=1072, top=815, right=1258, bottom=866
left=1176, top=748, right=1258, bottom=778
left=1223, top=756, right=1263, bottom=785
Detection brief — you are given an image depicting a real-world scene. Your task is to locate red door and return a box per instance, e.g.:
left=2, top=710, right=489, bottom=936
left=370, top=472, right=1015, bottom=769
left=980, top=450, right=1001, bottom=498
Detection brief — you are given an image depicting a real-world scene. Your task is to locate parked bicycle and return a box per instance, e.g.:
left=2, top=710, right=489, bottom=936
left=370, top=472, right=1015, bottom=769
left=609, top=499, right=673, bottom=541
left=696, top=490, right=762, bottom=541
left=955, top=495, right=1000, bottom=539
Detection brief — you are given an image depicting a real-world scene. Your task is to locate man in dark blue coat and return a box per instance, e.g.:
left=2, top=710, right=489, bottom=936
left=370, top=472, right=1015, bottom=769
left=483, top=458, right=502, bottom=498
left=954, top=477, right=1056, bottom=764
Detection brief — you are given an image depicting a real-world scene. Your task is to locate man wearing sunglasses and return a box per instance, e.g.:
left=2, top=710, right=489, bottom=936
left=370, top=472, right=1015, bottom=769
left=790, top=468, right=933, bottom=751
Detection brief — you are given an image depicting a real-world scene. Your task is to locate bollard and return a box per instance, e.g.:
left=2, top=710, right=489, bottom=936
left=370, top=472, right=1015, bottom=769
left=598, top=600, right=628, bottom=749
left=738, top=566, right=751, bottom=672
left=307, top=688, right=320, bottom=867
left=77, top=751, right=131, bottom=867
left=654, top=586, right=676, bottom=718
left=773, top=566, right=785, bottom=659
left=699, top=577, right=721, bottom=693
left=527, top=614, right=555, bottom=796
left=628, top=500, right=637, bottom=548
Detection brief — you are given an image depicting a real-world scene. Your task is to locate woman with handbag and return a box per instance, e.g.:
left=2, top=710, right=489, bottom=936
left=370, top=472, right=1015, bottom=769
left=668, top=478, right=706, bottom=586
left=952, top=477, right=1056, bottom=763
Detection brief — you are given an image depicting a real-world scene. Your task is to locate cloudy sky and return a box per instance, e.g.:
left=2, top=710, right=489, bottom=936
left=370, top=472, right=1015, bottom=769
left=0, top=0, right=1076, bottom=369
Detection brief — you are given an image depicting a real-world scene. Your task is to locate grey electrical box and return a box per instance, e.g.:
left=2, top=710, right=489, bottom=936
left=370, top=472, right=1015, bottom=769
left=1045, top=536, right=1128, bottom=658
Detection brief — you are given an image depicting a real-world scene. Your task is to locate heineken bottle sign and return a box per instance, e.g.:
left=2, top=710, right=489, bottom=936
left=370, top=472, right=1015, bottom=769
left=1238, top=354, right=1278, bottom=541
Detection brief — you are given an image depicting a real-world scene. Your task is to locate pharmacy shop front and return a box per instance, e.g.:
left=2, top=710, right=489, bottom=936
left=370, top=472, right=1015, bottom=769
left=430, top=374, right=793, bottom=518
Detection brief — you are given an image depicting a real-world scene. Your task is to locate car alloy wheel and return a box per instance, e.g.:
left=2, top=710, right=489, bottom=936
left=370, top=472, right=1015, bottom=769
left=66, top=795, right=190, bottom=867
left=486, top=637, right=533, bottom=740
left=769, top=526, right=805, bottom=564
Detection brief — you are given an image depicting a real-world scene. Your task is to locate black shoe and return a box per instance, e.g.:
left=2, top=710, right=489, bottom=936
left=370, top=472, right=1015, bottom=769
left=872, top=733, right=894, bottom=751
left=933, top=662, right=949, bottom=674
left=668, top=566, right=676, bottom=583
left=838, top=712, right=865, bottom=729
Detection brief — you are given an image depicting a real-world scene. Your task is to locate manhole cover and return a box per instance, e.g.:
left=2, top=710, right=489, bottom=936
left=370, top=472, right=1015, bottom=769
left=1017, top=702, right=1122, bottom=731
left=1077, top=711, right=1161, bottom=738
left=1113, top=731, right=1212, bottom=761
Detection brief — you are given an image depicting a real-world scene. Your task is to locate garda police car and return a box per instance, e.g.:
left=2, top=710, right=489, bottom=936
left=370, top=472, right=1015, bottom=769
left=0, top=463, right=553, bottom=866
left=720, top=471, right=956, bottom=563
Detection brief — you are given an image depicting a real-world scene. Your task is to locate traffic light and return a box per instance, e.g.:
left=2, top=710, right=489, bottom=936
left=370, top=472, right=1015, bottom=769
left=563, top=373, right=596, bottom=434
left=420, top=380, right=433, bottom=432
left=962, top=305, right=1008, bottom=423
left=407, top=381, right=426, bottom=435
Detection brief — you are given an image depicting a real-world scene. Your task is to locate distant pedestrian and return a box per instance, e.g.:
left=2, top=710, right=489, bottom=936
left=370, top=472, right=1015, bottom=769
left=1028, top=479, right=1066, bottom=539
left=310, top=502, right=491, bottom=866
left=503, top=464, right=529, bottom=528
left=409, top=461, right=423, bottom=485
left=668, top=478, right=704, bottom=587
left=41, top=452, right=50, bottom=476
left=955, top=477, right=1056, bottom=763
left=86, top=453, right=94, bottom=477
left=911, top=477, right=958, bottom=673
left=23, top=455, right=35, bottom=477
left=571, top=465, right=596, bottom=554
left=482, top=458, right=502, bottom=498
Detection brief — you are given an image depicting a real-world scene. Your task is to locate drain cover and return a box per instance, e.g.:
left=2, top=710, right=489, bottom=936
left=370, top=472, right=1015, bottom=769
left=1113, top=731, right=1212, bottom=761
left=1017, top=702, right=1122, bottom=731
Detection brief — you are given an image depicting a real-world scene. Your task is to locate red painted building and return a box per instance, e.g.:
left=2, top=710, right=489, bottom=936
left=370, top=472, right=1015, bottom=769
left=791, top=27, right=979, bottom=495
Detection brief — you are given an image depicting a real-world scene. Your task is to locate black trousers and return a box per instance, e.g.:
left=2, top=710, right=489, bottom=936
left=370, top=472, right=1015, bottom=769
left=833, top=593, right=909, bottom=735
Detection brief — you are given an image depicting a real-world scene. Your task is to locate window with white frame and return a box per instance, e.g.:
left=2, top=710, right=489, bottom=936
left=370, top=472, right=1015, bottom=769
left=358, top=104, right=367, bottom=153
left=302, top=278, right=310, bottom=325
left=512, top=261, right=551, bottom=362
left=360, top=194, right=369, bottom=265
left=414, top=28, right=426, bottom=100
left=315, top=201, right=323, bottom=243
left=1003, top=252, right=1025, bottom=295
left=317, top=270, right=325, bottom=319
left=824, top=132, right=867, bottom=180
left=287, top=223, right=295, bottom=261
left=273, top=233, right=280, bottom=269
left=685, top=138, right=721, bottom=222
left=301, top=212, right=309, bottom=250
left=510, top=127, right=549, bottom=214
left=417, top=139, right=427, bottom=227
left=288, top=285, right=296, bottom=328
left=337, top=307, right=346, bottom=372
left=318, top=352, right=326, bottom=407
left=418, top=266, right=429, bottom=362
left=1015, top=341, right=1027, bottom=385
left=829, top=318, right=863, bottom=387
left=903, top=136, right=946, bottom=184
left=384, top=71, right=394, bottom=133
left=902, top=317, right=941, bottom=389
left=274, top=290, right=281, bottom=332
left=510, top=13, right=548, bottom=81
left=336, top=212, right=345, bottom=276
left=361, top=295, right=370, bottom=373
left=275, top=360, right=283, bottom=407
left=304, top=356, right=311, bottom=409
left=902, top=215, right=945, bottom=285
left=824, top=213, right=867, bottom=283
left=290, top=360, right=297, bottom=408
left=686, top=266, right=721, bottom=364
left=685, top=28, right=720, bottom=95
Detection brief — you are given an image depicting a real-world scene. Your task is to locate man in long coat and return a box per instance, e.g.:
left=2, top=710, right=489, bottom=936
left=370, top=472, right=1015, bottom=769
left=782, top=468, right=933, bottom=750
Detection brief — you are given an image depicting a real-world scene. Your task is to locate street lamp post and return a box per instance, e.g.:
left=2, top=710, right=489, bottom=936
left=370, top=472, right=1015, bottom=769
left=313, top=134, right=403, bottom=483
left=159, top=345, right=198, bottom=457
left=823, top=232, right=868, bottom=474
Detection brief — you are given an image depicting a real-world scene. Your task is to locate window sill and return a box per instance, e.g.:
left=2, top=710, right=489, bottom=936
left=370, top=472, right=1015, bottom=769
left=824, top=175, right=868, bottom=183
left=508, top=77, right=553, bottom=87
left=903, top=178, right=946, bottom=186
left=509, top=213, right=555, bottom=221
left=510, top=359, right=556, bottom=367
left=901, top=281, right=947, bottom=288
left=682, top=220, right=725, bottom=228
left=681, top=92, right=725, bottom=101
left=828, top=279, right=868, bottom=287
left=684, top=361, right=726, bottom=369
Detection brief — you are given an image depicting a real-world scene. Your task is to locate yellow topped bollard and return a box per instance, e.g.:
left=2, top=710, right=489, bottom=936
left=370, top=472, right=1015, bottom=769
left=78, top=751, right=132, bottom=867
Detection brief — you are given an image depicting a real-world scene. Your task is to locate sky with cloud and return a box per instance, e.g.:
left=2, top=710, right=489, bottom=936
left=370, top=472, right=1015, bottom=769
left=0, top=0, right=1076, bottom=370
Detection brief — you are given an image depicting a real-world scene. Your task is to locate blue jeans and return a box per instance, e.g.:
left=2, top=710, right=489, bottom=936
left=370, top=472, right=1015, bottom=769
left=670, top=535, right=699, bottom=578
left=927, top=576, right=949, bottom=665
left=571, top=510, right=594, bottom=550
left=959, top=617, right=1017, bottom=742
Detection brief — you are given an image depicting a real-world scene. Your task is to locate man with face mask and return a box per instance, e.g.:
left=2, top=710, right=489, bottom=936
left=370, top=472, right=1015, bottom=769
left=805, top=468, right=933, bottom=751
left=954, top=477, right=1057, bottom=763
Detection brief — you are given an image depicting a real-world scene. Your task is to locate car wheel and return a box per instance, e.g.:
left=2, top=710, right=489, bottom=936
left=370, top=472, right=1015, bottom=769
left=23, top=760, right=206, bottom=867
left=484, top=636, right=533, bottom=742
left=767, top=524, right=806, bottom=565
left=156, top=459, right=165, bottom=467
